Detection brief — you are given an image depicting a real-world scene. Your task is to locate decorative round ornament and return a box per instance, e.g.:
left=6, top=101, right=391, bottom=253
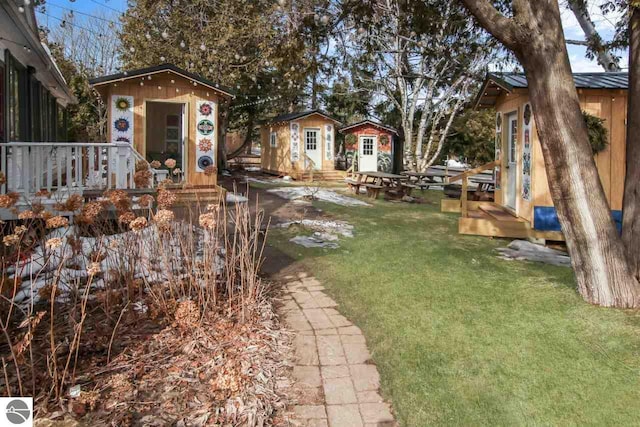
left=114, top=118, right=130, bottom=132
left=523, top=104, right=532, bottom=126
left=197, top=119, right=214, bottom=135
left=198, top=156, right=214, bottom=169
left=198, top=138, right=213, bottom=152
left=198, top=103, right=213, bottom=117
left=115, top=97, right=131, bottom=111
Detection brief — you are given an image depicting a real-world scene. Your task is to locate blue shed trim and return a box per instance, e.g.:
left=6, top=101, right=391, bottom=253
left=533, top=206, right=622, bottom=232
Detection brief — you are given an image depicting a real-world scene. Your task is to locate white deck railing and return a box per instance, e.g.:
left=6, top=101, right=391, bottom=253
left=1, top=142, right=156, bottom=196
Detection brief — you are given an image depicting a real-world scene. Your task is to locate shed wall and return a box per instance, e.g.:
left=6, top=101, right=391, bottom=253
left=493, top=87, right=627, bottom=230
left=99, top=72, right=221, bottom=186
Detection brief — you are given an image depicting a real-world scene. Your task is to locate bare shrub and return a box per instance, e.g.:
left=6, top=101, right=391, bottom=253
left=0, top=190, right=269, bottom=418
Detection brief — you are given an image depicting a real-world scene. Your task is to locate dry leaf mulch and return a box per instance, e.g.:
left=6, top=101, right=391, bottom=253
left=38, top=297, right=294, bottom=426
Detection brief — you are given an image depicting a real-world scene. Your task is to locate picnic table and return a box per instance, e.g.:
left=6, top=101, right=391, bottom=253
left=346, top=171, right=414, bottom=199
left=402, top=169, right=451, bottom=189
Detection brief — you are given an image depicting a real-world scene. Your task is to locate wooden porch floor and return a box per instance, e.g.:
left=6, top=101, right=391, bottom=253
left=441, top=199, right=564, bottom=241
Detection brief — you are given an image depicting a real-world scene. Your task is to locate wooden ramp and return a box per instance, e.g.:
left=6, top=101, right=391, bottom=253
left=459, top=208, right=531, bottom=239
left=441, top=200, right=564, bottom=241
left=478, top=204, right=524, bottom=222
left=300, top=170, right=347, bottom=182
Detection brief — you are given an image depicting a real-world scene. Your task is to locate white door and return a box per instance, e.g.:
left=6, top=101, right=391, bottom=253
left=506, top=114, right=518, bottom=210
left=358, top=136, right=378, bottom=172
left=304, top=129, right=321, bottom=170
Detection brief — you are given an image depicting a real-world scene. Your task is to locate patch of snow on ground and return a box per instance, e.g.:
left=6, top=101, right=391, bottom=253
left=10, top=223, right=224, bottom=307
left=226, top=193, right=248, bottom=203
left=267, top=187, right=369, bottom=207
left=496, top=240, right=571, bottom=267
left=276, top=219, right=354, bottom=238
left=277, top=219, right=354, bottom=249
left=290, top=235, right=339, bottom=249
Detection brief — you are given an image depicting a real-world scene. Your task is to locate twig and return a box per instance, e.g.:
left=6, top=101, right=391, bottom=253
left=107, top=302, right=130, bottom=363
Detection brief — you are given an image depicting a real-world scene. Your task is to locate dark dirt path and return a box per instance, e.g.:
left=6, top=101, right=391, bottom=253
left=219, top=172, right=328, bottom=278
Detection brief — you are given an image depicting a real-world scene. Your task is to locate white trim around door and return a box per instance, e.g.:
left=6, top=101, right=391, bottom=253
left=358, top=135, right=378, bottom=172
left=303, top=128, right=322, bottom=170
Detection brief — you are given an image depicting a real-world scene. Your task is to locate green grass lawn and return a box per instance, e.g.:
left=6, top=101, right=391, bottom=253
left=265, top=189, right=640, bottom=426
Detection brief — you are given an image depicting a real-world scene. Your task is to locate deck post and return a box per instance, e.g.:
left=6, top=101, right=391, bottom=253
left=115, top=143, right=129, bottom=189
left=461, top=178, right=469, bottom=217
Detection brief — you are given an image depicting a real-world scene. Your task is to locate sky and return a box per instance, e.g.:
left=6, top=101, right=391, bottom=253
left=36, top=0, right=628, bottom=73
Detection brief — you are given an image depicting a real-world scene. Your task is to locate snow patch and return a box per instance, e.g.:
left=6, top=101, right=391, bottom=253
left=267, top=187, right=369, bottom=207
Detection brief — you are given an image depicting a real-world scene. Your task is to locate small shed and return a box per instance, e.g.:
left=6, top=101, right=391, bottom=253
left=339, top=120, right=398, bottom=173
left=455, top=72, right=628, bottom=240
left=260, top=110, right=343, bottom=180
left=89, top=64, right=235, bottom=187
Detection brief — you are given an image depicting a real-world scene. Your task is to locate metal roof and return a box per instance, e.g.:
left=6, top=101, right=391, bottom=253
left=475, top=72, right=628, bottom=108
left=89, top=64, right=236, bottom=98
left=339, top=119, right=398, bottom=135
left=493, top=72, right=628, bottom=90
left=265, top=110, right=341, bottom=125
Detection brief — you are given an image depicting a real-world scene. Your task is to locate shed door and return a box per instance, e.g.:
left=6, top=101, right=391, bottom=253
left=304, top=128, right=321, bottom=170
left=506, top=113, right=518, bottom=210
left=358, top=136, right=378, bottom=172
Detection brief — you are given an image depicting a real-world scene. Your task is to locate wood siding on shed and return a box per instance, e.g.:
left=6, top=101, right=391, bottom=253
left=260, top=114, right=337, bottom=177
left=493, top=87, right=627, bottom=223
left=98, top=72, right=221, bottom=186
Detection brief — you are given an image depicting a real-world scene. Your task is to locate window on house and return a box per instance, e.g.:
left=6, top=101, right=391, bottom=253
left=270, top=132, right=277, bottom=148
left=0, top=63, right=5, bottom=143
left=8, top=62, right=22, bottom=141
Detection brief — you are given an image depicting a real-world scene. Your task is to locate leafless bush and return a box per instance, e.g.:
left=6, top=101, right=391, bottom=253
left=0, top=189, right=268, bottom=411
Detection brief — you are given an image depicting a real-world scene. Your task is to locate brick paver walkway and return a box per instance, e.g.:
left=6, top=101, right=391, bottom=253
left=279, top=273, right=396, bottom=427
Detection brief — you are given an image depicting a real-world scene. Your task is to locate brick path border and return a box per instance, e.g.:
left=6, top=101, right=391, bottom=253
left=279, top=273, right=396, bottom=427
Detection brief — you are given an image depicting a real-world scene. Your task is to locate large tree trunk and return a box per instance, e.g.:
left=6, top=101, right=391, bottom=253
left=521, top=58, right=639, bottom=307
left=623, top=6, right=640, bottom=281
left=461, top=0, right=640, bottom=307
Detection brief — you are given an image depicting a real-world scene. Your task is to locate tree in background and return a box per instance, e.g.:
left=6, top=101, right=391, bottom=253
left=337, top=0, right=497, bottom=172
left=564, top=0, right=622, bottom=71
left=439, top=109, right=495, bottom=167
left=38, top=8, right=121, bottom=141
left=461, top=0, right=640, bottom=308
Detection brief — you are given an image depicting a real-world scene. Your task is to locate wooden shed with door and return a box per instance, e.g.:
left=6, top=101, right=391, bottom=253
left=339, top=120, right=398, bottom=173
left=444, top=72, right=627, bottom=241
left=260, top=110, right=344, bottom=180
left=89, top=64, right=235, bottom=189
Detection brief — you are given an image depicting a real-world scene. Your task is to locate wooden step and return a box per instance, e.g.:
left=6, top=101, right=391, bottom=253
left=479, top=204, right=523, bottom=222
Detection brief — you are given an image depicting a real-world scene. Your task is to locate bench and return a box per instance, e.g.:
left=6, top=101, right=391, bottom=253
left=345, top=178, right=361, bottom=194
left=363, top=183, right=383, bottom=199
left=401, top=183, right=418, bottom=196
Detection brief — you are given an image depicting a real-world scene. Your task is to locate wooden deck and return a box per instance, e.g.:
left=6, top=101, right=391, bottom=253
left=442, top=199, right=564, bottom=241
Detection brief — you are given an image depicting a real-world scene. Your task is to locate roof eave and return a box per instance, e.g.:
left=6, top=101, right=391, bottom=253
left=473, top=74, right=514, bottom=109
left=339, top=120, right=398, bottom=135
left=89, top=64, right=236, bottom=99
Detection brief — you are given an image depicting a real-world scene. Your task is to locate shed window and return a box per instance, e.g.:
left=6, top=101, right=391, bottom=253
left=270, top=132, right=277, bottom=148
left=305, top=130, right=317, bottom=150
left=362, top=137, right=374, bottom=155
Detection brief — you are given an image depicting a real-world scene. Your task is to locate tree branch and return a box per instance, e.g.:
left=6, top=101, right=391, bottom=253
left=459, top=0, right=521, bottom=50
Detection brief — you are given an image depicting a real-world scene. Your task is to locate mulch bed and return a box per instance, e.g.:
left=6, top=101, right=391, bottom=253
left=25, top=293, right=293, bottom=426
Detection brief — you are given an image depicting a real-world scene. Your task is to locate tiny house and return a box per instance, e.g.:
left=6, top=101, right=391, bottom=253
left=445, top=72, right=628, bottom=241
left=260, top=110, right=343, bottom=180
left=90, top=64, right=235, bottom=187
left=339, top=120, right=398, bottom=173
